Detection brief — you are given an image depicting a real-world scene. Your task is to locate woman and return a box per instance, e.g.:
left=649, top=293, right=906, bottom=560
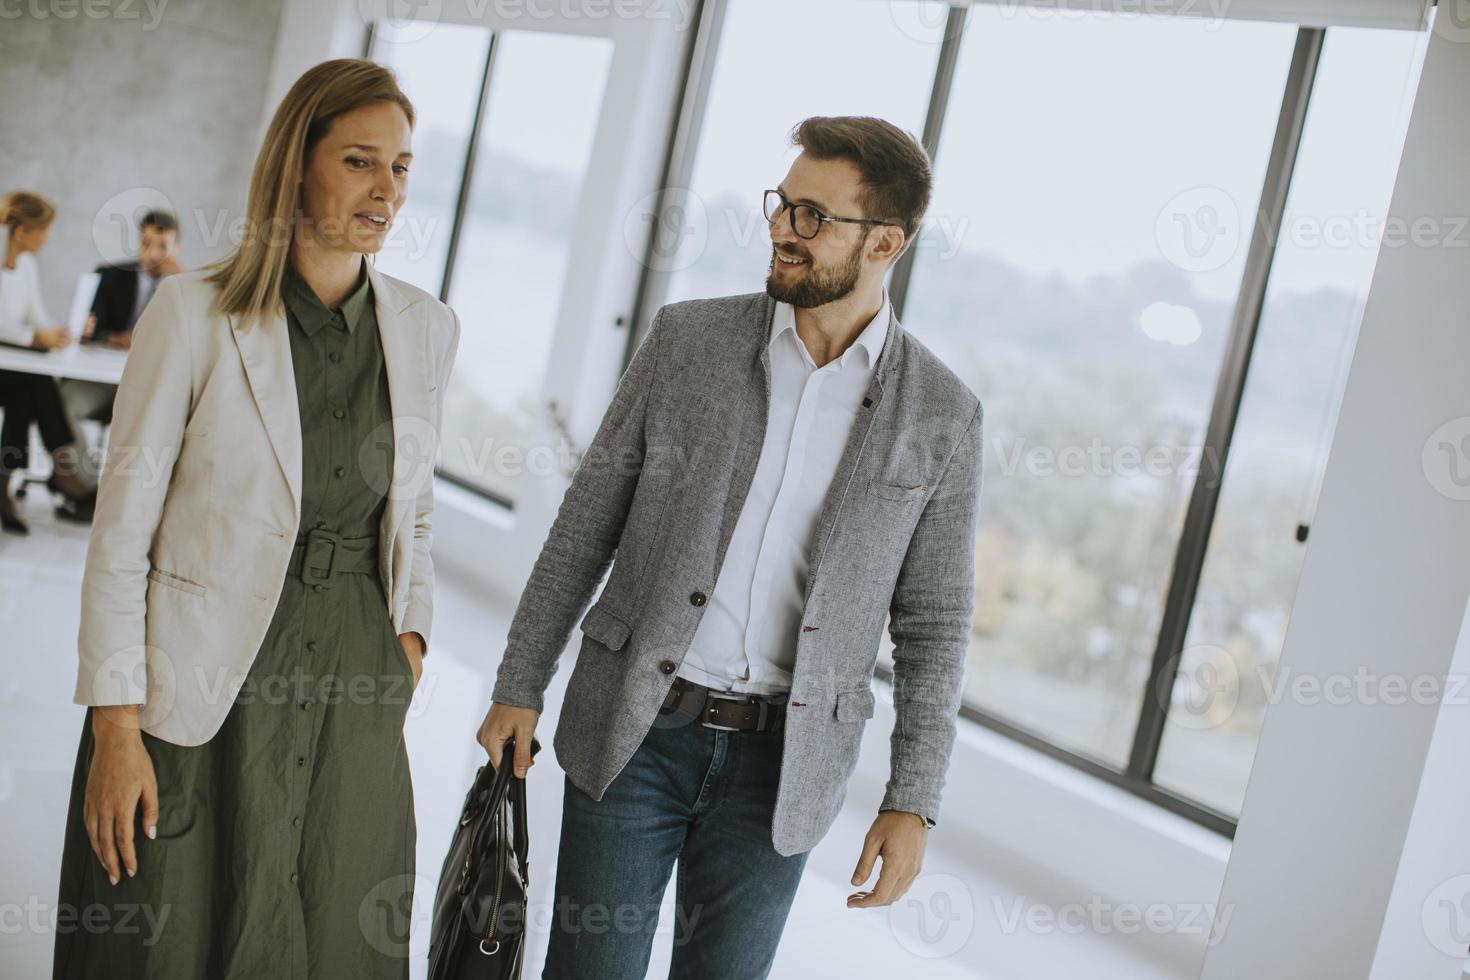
left=55, top=59, right=460, bottom=979
left=0, top=191, right=101, bottom=533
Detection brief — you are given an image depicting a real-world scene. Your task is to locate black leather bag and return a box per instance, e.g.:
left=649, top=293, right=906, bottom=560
left=428, top=736, right=541, bottom=979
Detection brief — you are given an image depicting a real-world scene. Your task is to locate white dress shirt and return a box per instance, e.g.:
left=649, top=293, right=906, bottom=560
left=0, top=250, right=52, bottom=348
left=677, top=292, right=892, bottom=695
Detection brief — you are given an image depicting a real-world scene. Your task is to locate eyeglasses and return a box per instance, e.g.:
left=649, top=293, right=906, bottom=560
left=762, top=188, right=891, bottom=240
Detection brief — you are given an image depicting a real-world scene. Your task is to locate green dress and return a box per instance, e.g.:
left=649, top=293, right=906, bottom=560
left=54, top=261, right=420, bottom=979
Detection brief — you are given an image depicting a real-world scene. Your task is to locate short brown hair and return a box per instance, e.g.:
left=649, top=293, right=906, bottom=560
left=790, top=116, right=932, bottom=248
left=141, top=209, right=178, bottom=235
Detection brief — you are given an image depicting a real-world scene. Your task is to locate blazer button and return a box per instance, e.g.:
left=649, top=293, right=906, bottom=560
left=659, top=660, right=676, bottom=674
left=689, top=591, right=706, bottom=607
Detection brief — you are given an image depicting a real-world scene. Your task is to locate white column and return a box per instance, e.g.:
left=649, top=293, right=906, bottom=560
left=1199, top=14, right=1470, bottom=979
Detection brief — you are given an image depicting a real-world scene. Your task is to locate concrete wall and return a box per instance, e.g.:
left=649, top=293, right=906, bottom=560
left=0, top=0, right=288, bottom=316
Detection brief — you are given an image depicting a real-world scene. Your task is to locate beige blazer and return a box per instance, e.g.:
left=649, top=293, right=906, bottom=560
left=74, top=262, right=461, bottom=746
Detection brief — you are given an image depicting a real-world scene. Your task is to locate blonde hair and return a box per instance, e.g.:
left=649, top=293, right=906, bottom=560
left=205, top=58, right=415, bottom=325
left=0, top=190, right=57, bottom=232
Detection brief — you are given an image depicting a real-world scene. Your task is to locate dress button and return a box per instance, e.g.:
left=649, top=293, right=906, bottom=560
left=306, top=641, right=318, bottom=653
left=334, top=466, right=346, bottom=478
left=292, top=816, right=302, bottom=828
left=315, top=520, right=327, bottom=529
left=333, top=409, right=345, bottom=420
left=296, top=756, right=306, bottom=767
left=329, top=352, right=341, bottom=364
left=289, top=873, right=299, bottom=884
left=689, top=592, right=706, bottom=607
left=301, top=699, right=312, bottom=710
left=312, top=584, right=325, bottom=593
left=659, top=660, right=676, bottom=674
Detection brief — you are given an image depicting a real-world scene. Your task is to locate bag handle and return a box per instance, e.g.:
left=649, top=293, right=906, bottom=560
left=464, top=735, right=541, bottom=887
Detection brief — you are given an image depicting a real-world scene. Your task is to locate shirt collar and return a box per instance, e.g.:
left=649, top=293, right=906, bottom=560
left=282, top=260, right=373, bottom=337
left=769, top=289, right=892, bottom=371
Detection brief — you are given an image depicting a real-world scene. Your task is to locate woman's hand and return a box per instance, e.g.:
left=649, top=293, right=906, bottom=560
left=32, top=325, right=71, bottom=351
left=397, top=631, right=424, bottom=688
left=83, top=706, right=159, bottom=885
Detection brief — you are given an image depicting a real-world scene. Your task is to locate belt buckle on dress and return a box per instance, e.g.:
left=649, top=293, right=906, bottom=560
left=701, top=689, right=767, bottom=732
left=302, top=527, right=342, bottom=586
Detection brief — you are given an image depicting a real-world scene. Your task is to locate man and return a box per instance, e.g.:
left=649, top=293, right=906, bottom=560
left=58, top=209, right=181, bottom=516
left=479, top=116, right=983, bottom=978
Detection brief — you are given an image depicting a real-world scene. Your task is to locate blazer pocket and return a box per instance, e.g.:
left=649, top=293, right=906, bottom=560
left=834, top=687, right=877, bottom=722
left=147, top=567, right=207, bottom=597
left=579, top=601, right=631, bottom=652
left=867, top=480, right=929, bottom=503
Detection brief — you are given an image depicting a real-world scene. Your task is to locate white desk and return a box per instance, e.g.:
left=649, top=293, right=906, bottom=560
left=0, top=343, right=127, bottom=384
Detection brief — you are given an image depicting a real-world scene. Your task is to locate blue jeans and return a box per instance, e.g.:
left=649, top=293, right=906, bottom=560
left=541, top=701, right=811, bottom=979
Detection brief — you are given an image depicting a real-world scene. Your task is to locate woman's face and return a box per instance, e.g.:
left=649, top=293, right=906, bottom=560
left=11, top=222, right=51, bottom=254
left=299, top=101, right=412, bottom=256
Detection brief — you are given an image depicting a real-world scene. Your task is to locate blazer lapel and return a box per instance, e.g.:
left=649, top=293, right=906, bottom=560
left=801, top=310, right=902, bottom=604
left=229, top=305, right=303, bottom=520
left=367, top=260, right=431, bottom=551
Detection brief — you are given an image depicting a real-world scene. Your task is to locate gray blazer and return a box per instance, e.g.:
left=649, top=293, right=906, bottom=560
left=492, top=291, right=983, bottom=856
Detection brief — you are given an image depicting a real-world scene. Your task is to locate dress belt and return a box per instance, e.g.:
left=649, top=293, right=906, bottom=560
left=661, top=675, right=788, bottom=733
left=287, top=527, right=379, bottom=588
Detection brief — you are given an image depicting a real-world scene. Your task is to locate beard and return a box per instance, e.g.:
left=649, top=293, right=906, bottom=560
left=764, top=235, right=865, bottom=308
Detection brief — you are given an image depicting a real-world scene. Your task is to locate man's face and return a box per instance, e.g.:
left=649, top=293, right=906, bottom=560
left=765, top=153, right=887, bottom=309
left=138, top=225, right=178, bottom=275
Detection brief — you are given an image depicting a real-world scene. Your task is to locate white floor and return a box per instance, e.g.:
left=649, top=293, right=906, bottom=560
left=0, top=483, right=1191, bottom=980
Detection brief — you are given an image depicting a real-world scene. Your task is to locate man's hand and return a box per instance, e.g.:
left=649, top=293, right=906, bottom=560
left=397, top=632, right=424, bottom=687
left=104, top=330, right=133, bottom=352
left=847, top=810, right=929, bottom=908
left=82, top=313, right=97, bottom=339
left=477, top=702, right=540, bottom=778
left=32, top=326, right=71, bottom=351
left=83, top=705, right=158, bottom=886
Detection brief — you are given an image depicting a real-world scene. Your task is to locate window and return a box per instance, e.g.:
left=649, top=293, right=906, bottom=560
left=895, top=9, right=1298, bottom=769
left=370, top=25, right=613, bottom=505
left=441, top=31, right=613, bottom=503
left=647, top=0, right=1428, bottom=830
left=368, top=23, right=490, bottom=293
left=658, top=0, right=947, bottom=306
left=1152, top=24, right=1427, bottom=816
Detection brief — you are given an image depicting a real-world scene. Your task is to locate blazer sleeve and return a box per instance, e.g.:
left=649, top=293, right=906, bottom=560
left=88, top=266, right=114, bottom=334
left=74, top=276, right=193, bottom=707
left=880, top=401, right=985, bottom=829
left=398, top=305, right=461, bottom=654
left=490, top=307, right=665, bottom=714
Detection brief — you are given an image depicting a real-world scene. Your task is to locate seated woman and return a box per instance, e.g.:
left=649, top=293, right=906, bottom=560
left=0, top=190, right=100, bottom=533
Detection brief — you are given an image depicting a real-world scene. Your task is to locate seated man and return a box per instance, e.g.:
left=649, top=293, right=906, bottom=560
left=58, top=208, right=181, bottom=507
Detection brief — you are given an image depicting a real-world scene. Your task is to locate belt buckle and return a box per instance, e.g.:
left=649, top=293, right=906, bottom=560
left=701, top=689, right=767, bottom=732
left=302, top=527, right=342, bottom=586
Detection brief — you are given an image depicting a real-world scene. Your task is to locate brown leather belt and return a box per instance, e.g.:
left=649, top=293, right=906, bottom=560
left=660, top=676, right=788, bottom=733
